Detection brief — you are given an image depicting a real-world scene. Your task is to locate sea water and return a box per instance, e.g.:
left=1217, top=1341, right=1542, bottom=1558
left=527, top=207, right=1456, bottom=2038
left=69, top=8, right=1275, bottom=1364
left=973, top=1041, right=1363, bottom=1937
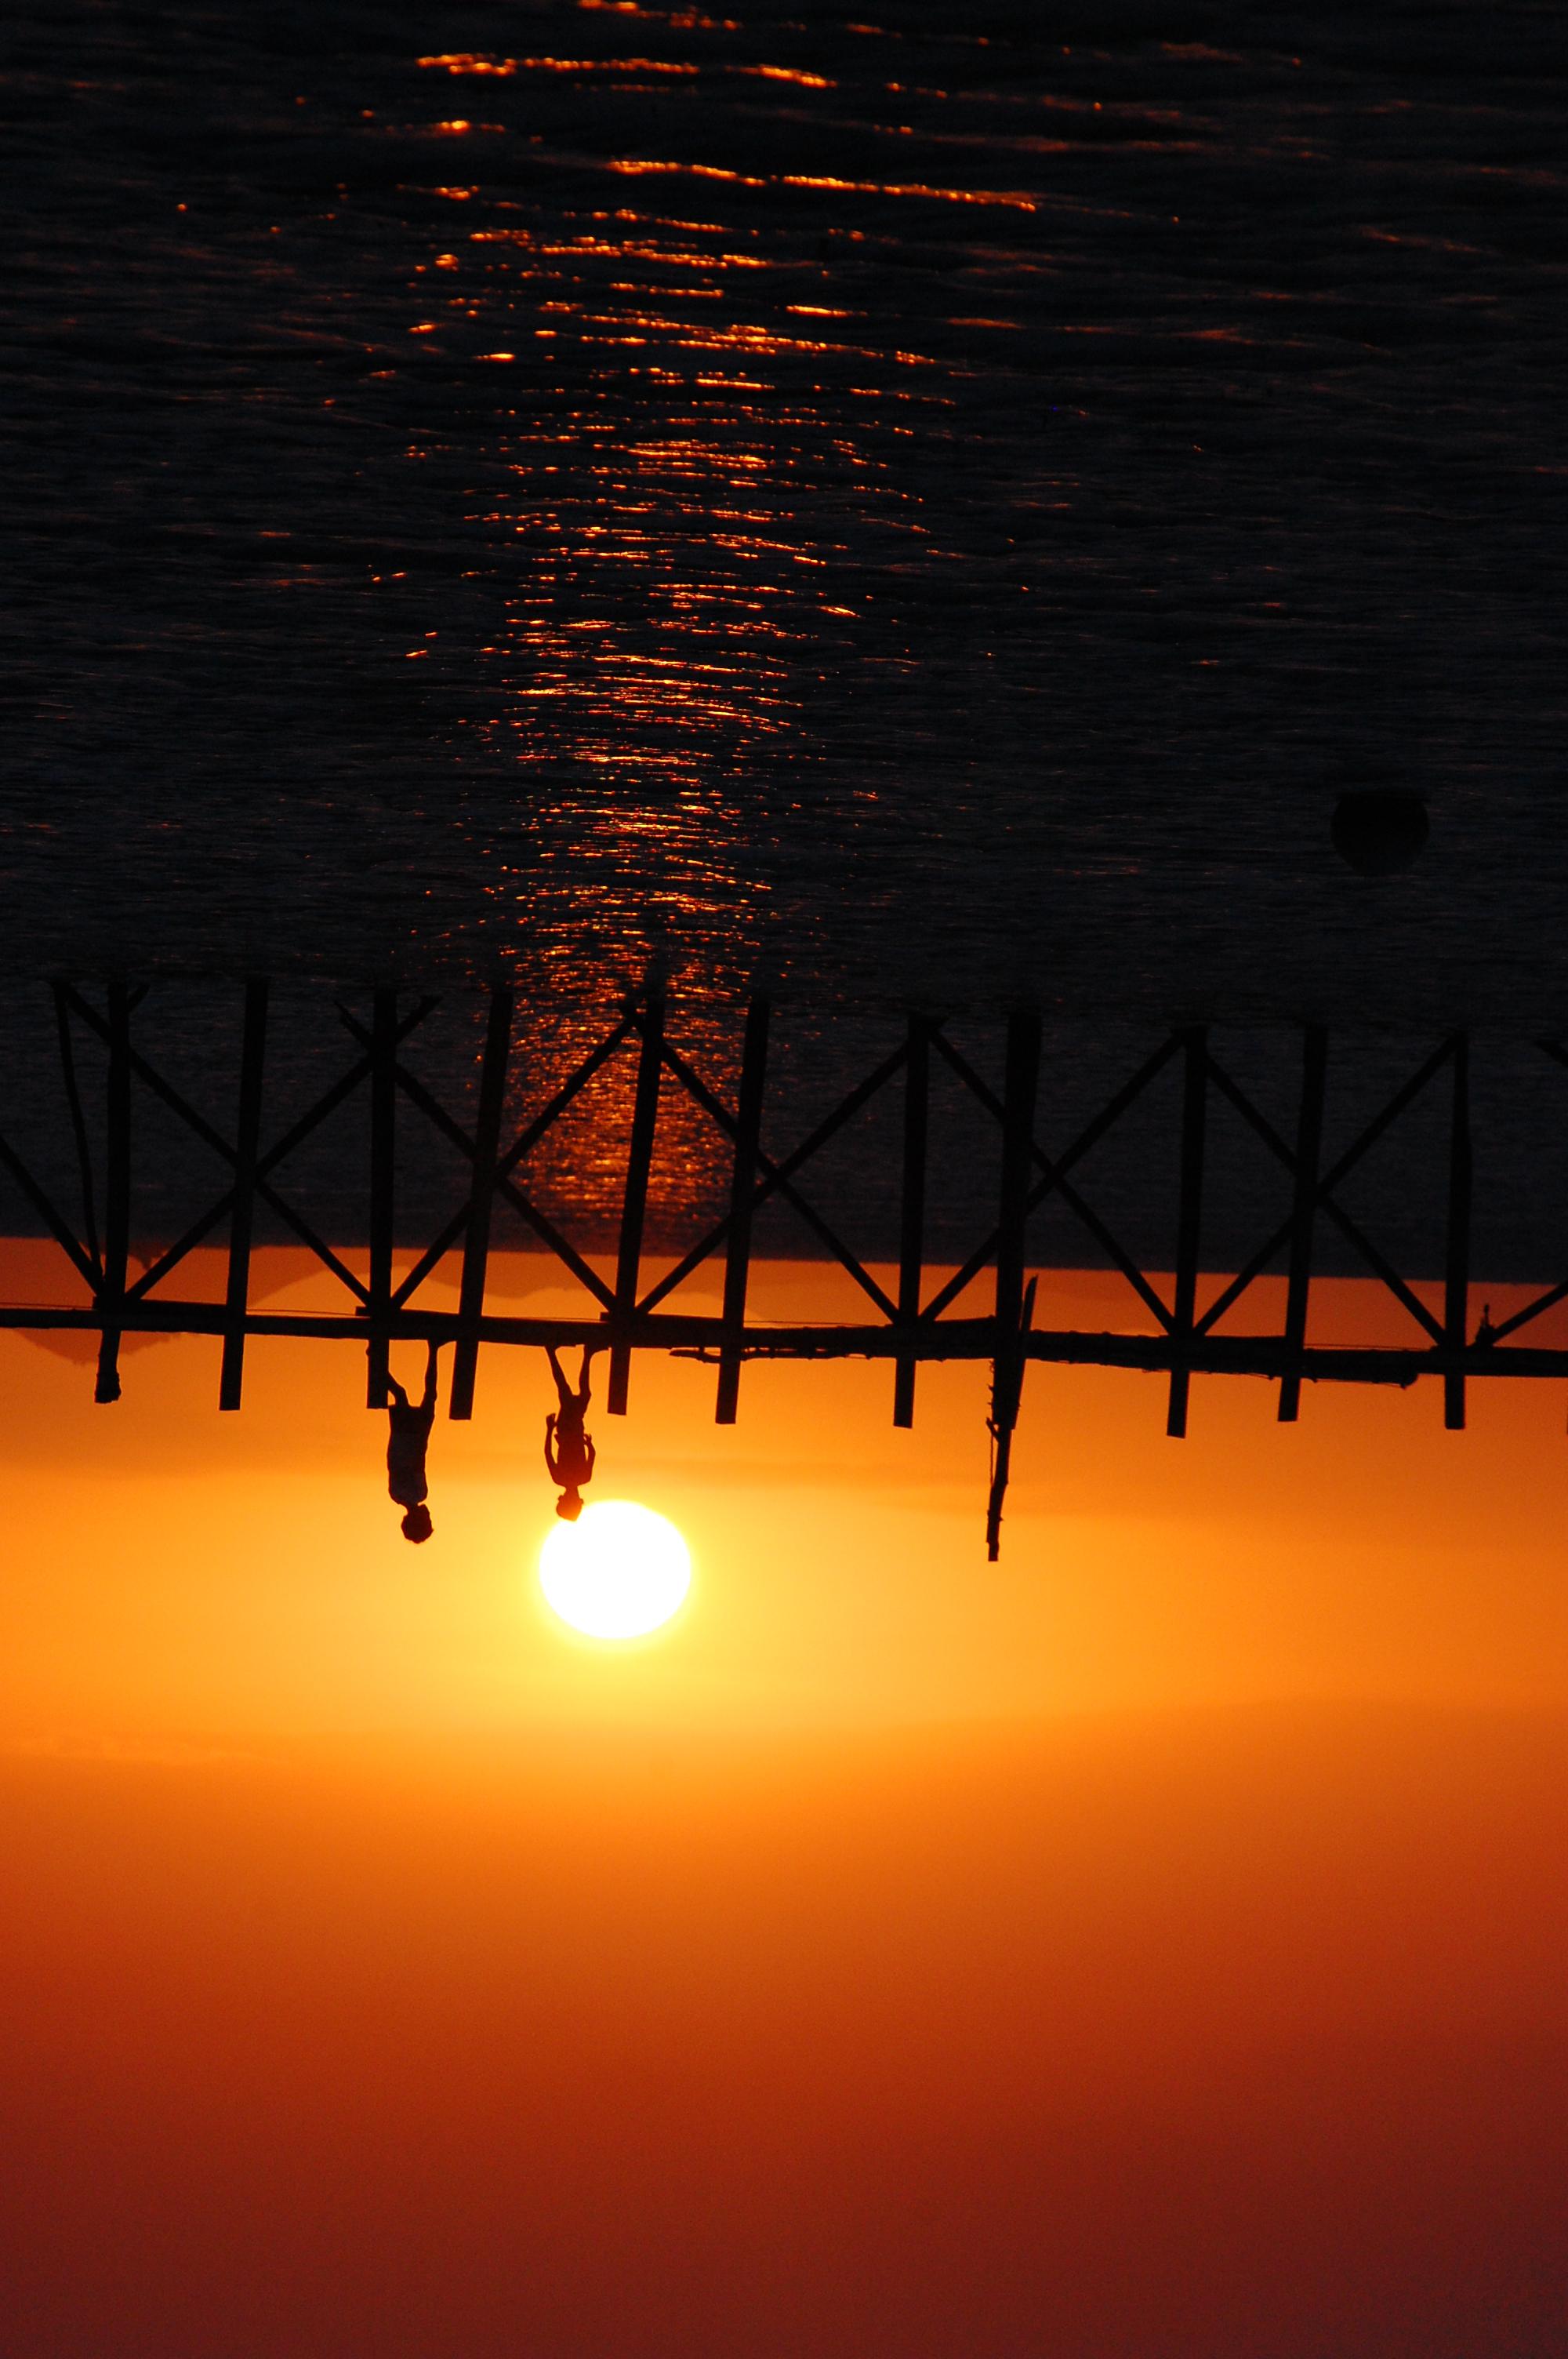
left=3, top=1, right=1566, bottom=1027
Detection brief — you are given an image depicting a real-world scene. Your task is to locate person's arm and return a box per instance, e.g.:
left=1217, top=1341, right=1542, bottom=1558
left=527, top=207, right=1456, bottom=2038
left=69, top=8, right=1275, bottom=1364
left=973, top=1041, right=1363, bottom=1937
left=419, top=1341, right=440, bottom=1416
left=385, top=1376, right=410, bottom=1414
left=544, top=1416, right=560, bottom=1481
left=584, top=1435, right=596, bottom=1477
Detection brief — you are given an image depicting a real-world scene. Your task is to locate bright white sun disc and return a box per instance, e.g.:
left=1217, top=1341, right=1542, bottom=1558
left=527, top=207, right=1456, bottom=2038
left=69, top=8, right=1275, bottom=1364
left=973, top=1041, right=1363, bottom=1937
left=539, top=1502, right=692, bottom=1641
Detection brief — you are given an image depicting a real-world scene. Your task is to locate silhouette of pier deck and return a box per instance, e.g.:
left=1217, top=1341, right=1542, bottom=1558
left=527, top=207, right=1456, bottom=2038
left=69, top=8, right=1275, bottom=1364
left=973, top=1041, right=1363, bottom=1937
left=6, top=983, right=1568, bottom=1557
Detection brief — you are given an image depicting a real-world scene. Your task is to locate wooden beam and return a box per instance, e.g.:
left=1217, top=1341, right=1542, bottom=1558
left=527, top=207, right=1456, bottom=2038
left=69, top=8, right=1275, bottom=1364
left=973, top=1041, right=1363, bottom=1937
left=389, top=1014, right=636, bottom=1310
left=336, top=1008, right=618, bottom=1315
left=986, top=1276, right=1036, bottom=1562
left=933, top=1028, right=1179, bottom=1201
left=1321, top=1195, right=1446, bottom=1343
left=13, top=1297, right=1568, bottom=1389
left=365, top=990, right=397, bottom=1408
left=0, top=1121, right=100, bottom=1293
left=994, top=1012, right=1040, bottom=1350
left=608, top=998, right=664, bottom=1415
left=94, top=982, right=132, bottom=1405
left=894, top=1015, right=929, bottom=1427
left=94, top=994, right=437, bottom=1307
left=985, top=1013, right=1040, bottom=1556
left=448, top=987, right=514, bottom=1421
left=1166, top=1027, right=1208, bottom=1439
left=219, top=980, right=269, bottom=1412
left=1444, top=1034, right=1471, bottom=1431
left=635, top=1038, right=909, bottom=1321
left=1190, top=1041, right=1450, bottom=1347
left=653, top=1034, right=898, bottom=1319
left=1312, top=1036, right=1455, bottom=1198
left=1278, top=1026, right=1327, bottom=1423
left=921, top=1034, right=1175, bottom=1334
left=53, top=983, right=101, bottom=1279
left=1484, top=1274, right=1568, bottom=1344
left=716, top=997, right=771, bottom=1424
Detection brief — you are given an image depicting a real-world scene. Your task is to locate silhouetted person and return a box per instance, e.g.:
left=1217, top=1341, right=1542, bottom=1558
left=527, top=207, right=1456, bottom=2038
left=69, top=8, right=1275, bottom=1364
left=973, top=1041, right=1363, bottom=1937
left=384, top=1339, right=441, bottom=1543
left=545, top=1343, right=597, bottom=1521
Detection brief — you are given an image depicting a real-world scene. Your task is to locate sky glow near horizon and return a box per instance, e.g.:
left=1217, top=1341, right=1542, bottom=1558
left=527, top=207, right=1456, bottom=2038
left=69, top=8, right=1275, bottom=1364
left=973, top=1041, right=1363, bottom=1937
left=2, top=1245, right=1565, bottom=1744
left=2, top=1247, right=1565, bottom=2357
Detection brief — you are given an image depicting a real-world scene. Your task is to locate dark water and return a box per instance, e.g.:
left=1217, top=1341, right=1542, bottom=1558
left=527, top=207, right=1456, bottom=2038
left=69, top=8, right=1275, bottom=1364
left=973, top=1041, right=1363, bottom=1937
left=3, top=2, right=1567, bottom=1020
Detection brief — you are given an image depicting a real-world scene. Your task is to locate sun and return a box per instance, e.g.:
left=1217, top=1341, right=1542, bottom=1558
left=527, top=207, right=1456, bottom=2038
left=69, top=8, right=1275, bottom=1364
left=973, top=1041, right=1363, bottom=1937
left=538, top=1501, right=692, bottom=1641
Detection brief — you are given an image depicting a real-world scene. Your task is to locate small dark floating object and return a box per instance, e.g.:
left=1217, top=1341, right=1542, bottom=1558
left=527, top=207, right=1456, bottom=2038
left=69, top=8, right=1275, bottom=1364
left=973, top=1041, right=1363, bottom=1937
left=1331, top=788, right=1429, bottom=877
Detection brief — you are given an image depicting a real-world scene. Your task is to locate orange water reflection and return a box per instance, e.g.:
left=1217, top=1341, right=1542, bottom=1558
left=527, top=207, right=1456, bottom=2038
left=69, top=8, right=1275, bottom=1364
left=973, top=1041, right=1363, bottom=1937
left=402, top=41, right=962, bottom=986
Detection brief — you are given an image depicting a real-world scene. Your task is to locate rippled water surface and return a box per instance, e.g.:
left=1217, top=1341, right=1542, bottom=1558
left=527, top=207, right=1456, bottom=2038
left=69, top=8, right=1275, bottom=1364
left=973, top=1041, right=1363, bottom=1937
left=4, top=2, right=1566, bottom=1017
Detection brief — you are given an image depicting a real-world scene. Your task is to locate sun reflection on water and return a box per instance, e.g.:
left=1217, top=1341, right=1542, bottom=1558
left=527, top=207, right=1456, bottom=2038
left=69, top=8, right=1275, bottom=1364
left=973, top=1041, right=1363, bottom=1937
left=6, top=0, right=1559, bottom=1016
left=401, top=34, right=952, bottom=972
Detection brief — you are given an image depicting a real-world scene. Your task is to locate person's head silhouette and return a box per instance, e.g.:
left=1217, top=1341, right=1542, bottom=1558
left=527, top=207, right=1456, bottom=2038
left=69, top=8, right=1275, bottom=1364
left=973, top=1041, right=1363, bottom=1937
left=555, top=1488, right=583, bottom=1523
left=401, top=1504, right=434, bottom=1545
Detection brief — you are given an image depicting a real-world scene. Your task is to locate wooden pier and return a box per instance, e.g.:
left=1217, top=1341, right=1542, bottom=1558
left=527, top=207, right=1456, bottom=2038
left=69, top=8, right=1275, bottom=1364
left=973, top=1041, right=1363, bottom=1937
left=6, top=984, right=1568, bottom=1557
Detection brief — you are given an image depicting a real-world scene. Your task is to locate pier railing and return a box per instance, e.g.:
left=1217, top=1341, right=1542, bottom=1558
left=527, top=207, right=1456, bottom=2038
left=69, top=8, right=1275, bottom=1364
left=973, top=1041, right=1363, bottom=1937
left=7, top=983, right=1568, bottom=1554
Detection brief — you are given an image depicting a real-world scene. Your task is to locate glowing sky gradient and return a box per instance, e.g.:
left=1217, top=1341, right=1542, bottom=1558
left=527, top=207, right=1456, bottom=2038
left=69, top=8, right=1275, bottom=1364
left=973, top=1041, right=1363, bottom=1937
left=3, top=1251, right=1564, bottom=2354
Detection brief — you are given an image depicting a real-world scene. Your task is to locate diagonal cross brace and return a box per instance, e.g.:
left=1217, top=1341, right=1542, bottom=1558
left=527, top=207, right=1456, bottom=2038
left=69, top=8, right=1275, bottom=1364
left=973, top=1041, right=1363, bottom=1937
left=633, top=1035, right=911, bottom=1321
left=63, top=986, right=438, bottom=1305
left=335, top=1006, right=619, bottom=1316
left=0, top=1121, right=101, bottom=1293
left=923, top=1031, right=1178, bottom=1332
left=1483, top=1040, right=1568, bottom=1343
left=449, top=988, right=514, bottom=1420
left=641, top=1021, right=899, bottom=1321
left=608, top=996, right=664, bottom=1416
left=53, top=983, right=103, bottom=1281
left=714, top=996, right=771, bottom=1425
left=1196, top=1039, right=1458, bottom=1347
left=387, top=1016, right=636, bottom=1311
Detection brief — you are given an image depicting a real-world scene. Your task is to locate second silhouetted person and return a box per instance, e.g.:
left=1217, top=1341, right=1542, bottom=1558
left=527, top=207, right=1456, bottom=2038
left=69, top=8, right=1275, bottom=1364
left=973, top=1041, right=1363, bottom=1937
left=544, top=1343, right=597, bottom=1521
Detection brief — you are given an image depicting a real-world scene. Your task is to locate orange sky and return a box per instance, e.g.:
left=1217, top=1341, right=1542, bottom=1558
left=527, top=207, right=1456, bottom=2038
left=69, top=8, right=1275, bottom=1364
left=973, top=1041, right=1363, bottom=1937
left=3, top=1246, right=1565, bottom=2355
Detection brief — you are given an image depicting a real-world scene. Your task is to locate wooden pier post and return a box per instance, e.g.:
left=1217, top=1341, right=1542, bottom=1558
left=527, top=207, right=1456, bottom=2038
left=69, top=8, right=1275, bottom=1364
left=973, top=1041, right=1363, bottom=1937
left=608, top=997, right=664, bottom=1416
left=93, top=982, right=131, bottom=1405
left=985, top=1011, right=1040, bottom=1558
left=1278, top=1025, right=1327, bottom=1423
left=365, top=990, right=397, bottom=1408
left=219, top=980, right=269, bottom=1411
left=449, top=987, right=513, bottom=1421
left=53, top=982, right=100, bottom=1277
left=1444, top=1033, right=1472, bottom=1431
left=716, top=997, right=771, bottom=1424
left=986, top=1277, right=1036, bottom=1562
left=1167, top=1027, right=1208, bottom=1439
left=2, top=984, right=1555, bottom=1476
left=994, top=1012, right=1040, bottom=1349
left=894, top=1016, right=930, bottom=1428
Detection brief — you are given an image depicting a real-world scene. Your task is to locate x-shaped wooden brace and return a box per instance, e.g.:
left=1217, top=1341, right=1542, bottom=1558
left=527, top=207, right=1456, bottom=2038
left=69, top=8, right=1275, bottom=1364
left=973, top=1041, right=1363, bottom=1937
left=620, top=1000, right=915, bottom=1420
left=914, top=1030, right=1185, bottom=1332
left=336, top=997, right=638, bottom=1416
left=1191, top=1033, right=1470, bottom=1425
left=57, top=984, right=440, bottom=1405
left=1474, top=1039, right=1568, bottom=1347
